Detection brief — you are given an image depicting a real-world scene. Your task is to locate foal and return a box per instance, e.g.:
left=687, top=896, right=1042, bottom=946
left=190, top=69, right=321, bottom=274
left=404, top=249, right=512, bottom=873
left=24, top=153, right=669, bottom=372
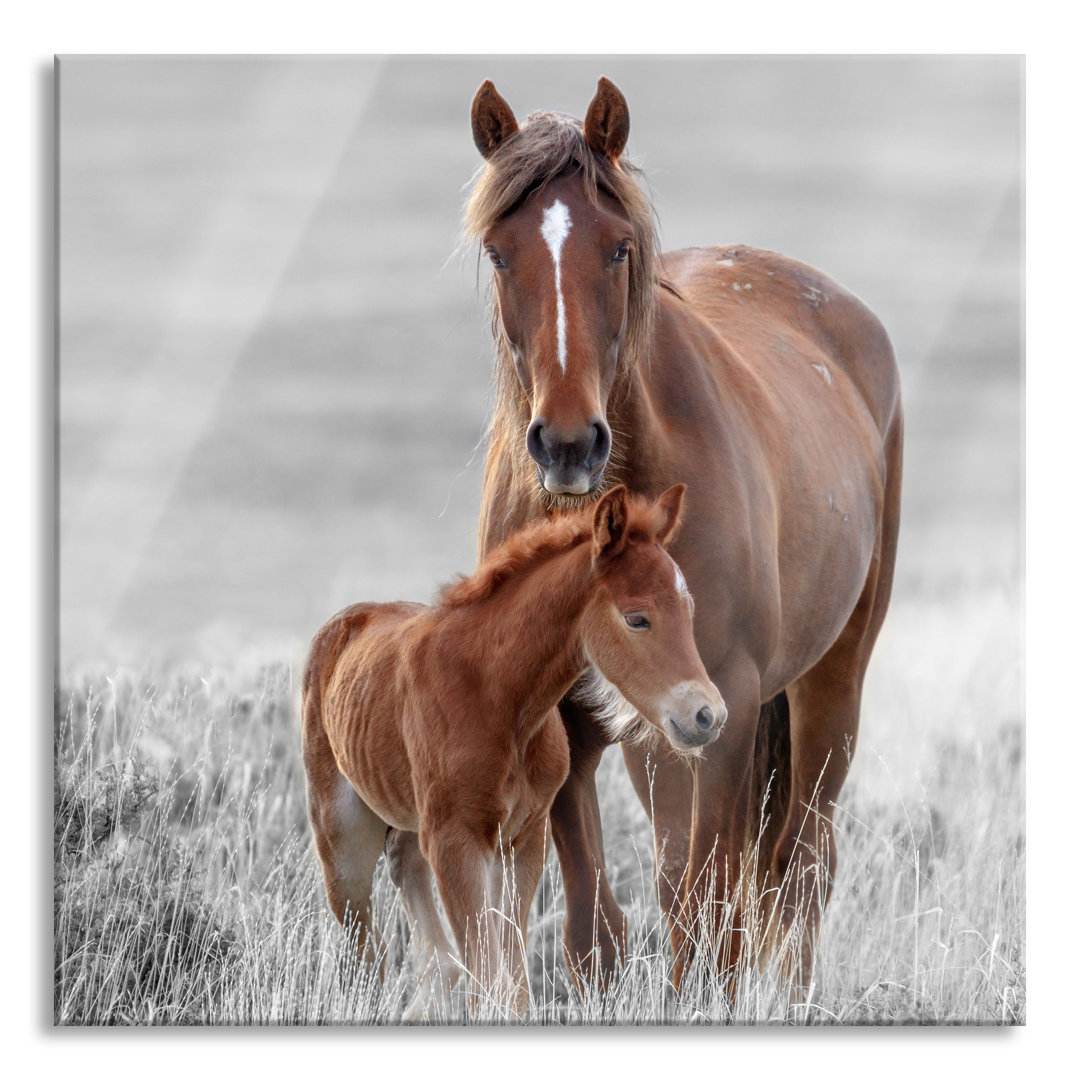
left=302, top=484, right=725, bottom=1018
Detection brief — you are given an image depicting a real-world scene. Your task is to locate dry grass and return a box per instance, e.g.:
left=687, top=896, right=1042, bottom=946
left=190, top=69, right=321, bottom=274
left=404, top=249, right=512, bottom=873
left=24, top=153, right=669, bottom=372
left=52, top=584, right=1023, bottom=1026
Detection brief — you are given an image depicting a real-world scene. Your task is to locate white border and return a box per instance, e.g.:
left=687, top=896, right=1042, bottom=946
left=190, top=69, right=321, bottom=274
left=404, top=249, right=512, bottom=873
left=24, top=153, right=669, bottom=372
left=8, top=2, right=1072, bottom=1075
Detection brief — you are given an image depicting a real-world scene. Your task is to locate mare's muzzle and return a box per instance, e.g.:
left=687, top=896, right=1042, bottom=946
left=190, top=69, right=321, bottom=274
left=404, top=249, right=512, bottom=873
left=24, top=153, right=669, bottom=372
left=526, top=417, right=611, bottom=496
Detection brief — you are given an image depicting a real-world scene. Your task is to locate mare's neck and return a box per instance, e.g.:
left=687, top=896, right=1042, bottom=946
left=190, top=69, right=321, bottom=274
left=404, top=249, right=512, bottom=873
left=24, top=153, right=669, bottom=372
left=608, top=288, right=727, bottom=491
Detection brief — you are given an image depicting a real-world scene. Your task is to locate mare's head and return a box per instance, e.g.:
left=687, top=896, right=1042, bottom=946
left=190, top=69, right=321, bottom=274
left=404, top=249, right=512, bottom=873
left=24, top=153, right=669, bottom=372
left=465, top=77, right=658, bottom=500
left=579, top=484, right=726, bottom=754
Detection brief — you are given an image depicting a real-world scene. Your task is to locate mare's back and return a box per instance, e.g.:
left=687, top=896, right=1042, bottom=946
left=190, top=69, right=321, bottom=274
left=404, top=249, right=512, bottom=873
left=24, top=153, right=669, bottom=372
left=661, top=245, right=899, bottom=432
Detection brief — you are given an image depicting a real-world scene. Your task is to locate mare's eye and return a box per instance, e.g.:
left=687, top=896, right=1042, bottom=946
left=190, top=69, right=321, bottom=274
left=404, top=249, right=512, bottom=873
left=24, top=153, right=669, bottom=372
left=624, top=613, right=650, bottom=630
left=612, top=241, right=631, bottom=264
left=487, top=247, right=507, bottom=269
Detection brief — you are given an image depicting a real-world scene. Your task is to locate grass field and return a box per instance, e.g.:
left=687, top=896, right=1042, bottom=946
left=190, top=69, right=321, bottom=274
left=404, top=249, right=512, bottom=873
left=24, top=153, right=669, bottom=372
left=53, top=579, right=1023, bottom=1025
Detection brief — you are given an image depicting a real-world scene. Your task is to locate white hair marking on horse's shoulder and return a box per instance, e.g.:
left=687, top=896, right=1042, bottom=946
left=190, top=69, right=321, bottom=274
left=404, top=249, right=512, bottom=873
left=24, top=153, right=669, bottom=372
left=570, top=665, right=640, bottom=742
left=569, top=661, right=665, bottom=753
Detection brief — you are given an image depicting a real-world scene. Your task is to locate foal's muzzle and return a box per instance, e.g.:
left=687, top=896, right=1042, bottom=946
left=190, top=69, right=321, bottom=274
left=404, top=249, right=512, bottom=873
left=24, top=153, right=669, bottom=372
left=662, top=684, right=728, bottom=750
left=526, top=417, right=611, bottom=496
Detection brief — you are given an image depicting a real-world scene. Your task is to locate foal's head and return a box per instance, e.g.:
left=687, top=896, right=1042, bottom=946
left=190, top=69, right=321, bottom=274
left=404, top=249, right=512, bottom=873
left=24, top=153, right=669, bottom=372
left=580, top=484, right=726, bottom=753
left=466, top=78, right=658, bottom=499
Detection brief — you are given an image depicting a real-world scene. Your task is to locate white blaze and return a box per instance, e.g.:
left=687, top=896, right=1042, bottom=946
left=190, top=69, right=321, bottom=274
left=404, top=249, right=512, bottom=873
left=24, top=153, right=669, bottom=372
left=540, top=200, right=572, bottom=373
left=673, top=561, right=691, bottom=600
left=668, top=552, right=694, bottom=612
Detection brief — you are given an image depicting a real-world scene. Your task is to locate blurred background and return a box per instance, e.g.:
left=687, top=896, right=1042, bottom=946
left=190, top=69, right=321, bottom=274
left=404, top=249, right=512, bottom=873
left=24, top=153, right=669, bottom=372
left=58, top=55, right=1022, bottom=678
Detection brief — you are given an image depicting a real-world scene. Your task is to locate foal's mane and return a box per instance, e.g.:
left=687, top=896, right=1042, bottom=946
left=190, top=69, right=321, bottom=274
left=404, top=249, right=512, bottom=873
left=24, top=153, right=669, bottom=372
left=438, top=512, right=591, bottom=610
left=463, top=111, right=661, bottom=503
left=438, top=492, right=668, bottom=611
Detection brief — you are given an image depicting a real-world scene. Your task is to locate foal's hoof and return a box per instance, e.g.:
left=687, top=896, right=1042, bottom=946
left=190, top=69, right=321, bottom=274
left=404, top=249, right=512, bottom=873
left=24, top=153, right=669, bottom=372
left=402, top=960, right=460, bottom=1023
left=402, top=994, right=434, bottom=1024
left=403, top=982, right=452, bottom=1023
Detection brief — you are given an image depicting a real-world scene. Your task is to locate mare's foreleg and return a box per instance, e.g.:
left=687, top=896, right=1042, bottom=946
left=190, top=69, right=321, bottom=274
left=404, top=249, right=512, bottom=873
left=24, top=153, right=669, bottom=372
left=622, top=659, right=761, bottom=992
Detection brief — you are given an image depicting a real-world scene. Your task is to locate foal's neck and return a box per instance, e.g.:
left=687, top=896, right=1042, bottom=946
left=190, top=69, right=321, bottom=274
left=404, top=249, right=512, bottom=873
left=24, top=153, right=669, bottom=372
left=471, top=539, right=597, bottom=731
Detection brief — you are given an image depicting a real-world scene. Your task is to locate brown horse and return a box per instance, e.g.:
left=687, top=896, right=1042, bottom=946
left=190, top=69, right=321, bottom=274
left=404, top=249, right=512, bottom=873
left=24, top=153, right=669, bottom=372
left=466, top=77, right=903, bottom=991
left=302, top=484, right=723, bottom=1018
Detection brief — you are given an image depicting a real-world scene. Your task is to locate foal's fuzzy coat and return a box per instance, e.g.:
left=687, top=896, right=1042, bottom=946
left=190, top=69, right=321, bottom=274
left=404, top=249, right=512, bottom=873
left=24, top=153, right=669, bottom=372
left=302, top=484, right=723, bottom=1018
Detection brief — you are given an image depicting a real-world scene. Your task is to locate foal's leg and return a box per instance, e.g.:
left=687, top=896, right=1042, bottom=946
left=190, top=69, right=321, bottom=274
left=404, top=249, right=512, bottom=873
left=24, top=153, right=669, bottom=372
left=308, top=772, right=390, bottom=969
left=498, top=817, right=550, bottom=1017
left=384, top=828, right=460, bottom=1021
left=549, top=701, right=625, bottom=990
left=423, top=824, right=510, bottom=1014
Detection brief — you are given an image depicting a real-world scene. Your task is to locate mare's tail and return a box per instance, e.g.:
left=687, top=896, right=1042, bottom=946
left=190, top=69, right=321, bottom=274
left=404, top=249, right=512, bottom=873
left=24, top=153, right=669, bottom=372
left=745, top=690, right=792, bottom=889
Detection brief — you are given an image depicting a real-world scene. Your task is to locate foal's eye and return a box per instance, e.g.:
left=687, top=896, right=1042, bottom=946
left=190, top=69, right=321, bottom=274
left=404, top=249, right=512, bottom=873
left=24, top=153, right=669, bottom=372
left=624, top=613, right=650, bottom=630
left=611, top=241, right=631, bottom=264
left=486, top=247, right=507, bottom=270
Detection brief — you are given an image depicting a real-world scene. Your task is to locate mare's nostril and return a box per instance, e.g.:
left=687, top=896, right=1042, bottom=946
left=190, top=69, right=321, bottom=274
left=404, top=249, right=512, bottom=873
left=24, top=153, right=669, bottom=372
left=586, top=420, right=611, bottom=469
left=695, top=706, right=715, bottom=731
left=526, top=418, right=549, bottom=466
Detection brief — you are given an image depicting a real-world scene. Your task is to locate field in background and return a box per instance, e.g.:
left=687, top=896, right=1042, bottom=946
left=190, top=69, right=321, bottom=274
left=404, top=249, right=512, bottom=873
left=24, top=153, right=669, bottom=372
left=59, top=56, right=1021, bottom=662
left=55, top=57, right=1023, bottom=1024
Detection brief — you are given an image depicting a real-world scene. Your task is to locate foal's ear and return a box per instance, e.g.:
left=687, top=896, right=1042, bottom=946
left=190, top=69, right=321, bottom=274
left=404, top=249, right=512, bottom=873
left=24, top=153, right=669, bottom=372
left=593, top=485, right=630, bottom=562
left=654, top=483, right=687, bottom=547
left=584, top=76, right=630, bottom=163
left=471, top=80, right=520, bottom=159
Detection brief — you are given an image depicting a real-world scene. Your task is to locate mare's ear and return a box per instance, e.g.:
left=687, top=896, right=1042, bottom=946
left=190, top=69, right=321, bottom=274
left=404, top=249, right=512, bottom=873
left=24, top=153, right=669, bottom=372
left=584, top=76, right=630, bottom=163
left=593, top=485, right=630, bottom=563
left=654, top=483, right=687, bottom=547
left=471, top=80, right=520, bottom=159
